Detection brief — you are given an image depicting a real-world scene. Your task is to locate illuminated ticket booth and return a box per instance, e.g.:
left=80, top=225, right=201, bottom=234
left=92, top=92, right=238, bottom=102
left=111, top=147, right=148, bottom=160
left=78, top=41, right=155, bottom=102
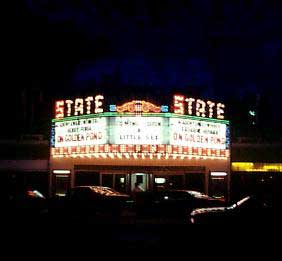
left=50, top=94, right=230, bottom=201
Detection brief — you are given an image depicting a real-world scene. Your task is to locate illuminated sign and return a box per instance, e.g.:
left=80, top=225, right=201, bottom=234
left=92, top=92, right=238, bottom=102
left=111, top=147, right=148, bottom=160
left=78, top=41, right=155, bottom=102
left=55, top=95, right=104, bottom=119
left=173, top=95, right=225, bottom=119
left=155, top=178, right=166, bottom=184
left=51, top=113, right=229, bottom=159
left=51, top=144, right=229, bottom=160
left=109, top=117, right=166, bottom=145
left=116, top=100, right=161, bottom=113
left=210, top=172, right=228, bottom=176
left=55, top=95, right=226, bottom=120
left=54, top=117, right=107, bottom=147
left=52, top=93, right=229, bottom=160
left=169, top=118, right=227, bottom=149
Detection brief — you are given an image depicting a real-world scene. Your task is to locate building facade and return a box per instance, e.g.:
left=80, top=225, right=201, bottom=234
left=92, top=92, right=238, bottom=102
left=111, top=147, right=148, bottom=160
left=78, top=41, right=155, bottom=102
left=231, top=141, right=282, bottom=202
left=0, top=135, right=49, bottom=199
left=50, top=94, right=231, bottom=200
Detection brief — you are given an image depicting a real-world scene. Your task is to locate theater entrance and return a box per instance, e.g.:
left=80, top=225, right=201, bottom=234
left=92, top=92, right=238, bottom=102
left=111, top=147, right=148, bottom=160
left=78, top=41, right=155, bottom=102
left=131, top=173, right=150, bottom=192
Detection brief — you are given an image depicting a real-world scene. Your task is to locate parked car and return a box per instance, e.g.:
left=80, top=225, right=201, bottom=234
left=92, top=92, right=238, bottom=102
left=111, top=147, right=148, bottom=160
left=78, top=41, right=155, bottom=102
left=190, top=195, right=271, bottom=224
left=8, top=189, right=48, bottom=217
left=65, top=186, right=132, bottom=220
left=134, top=189, right=225, bottom=218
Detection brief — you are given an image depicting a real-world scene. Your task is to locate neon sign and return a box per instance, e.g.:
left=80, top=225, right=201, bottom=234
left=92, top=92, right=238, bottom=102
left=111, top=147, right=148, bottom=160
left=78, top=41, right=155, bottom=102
left=55, top=95, right=104, bottom=119
left=173, top=95, right=225, bottom=119
left=55, top=94, right=226, bottom=120
left=116, top=100, right=161, bottom=113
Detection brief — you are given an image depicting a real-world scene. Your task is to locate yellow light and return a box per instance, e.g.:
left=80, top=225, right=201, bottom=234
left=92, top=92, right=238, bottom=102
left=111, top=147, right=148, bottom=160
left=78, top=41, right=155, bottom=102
left=232, top=162, right=282, bottom=172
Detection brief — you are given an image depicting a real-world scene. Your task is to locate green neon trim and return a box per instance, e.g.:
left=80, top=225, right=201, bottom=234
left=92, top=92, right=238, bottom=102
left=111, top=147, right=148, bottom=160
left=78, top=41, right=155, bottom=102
left=52, top=112, right=229, bottom=124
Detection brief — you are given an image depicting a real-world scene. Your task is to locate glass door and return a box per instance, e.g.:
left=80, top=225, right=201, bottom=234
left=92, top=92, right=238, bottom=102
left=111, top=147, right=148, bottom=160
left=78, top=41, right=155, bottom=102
left=53, top=174, right=70, bottom=197
left=131, top=173, right=149, bottom=192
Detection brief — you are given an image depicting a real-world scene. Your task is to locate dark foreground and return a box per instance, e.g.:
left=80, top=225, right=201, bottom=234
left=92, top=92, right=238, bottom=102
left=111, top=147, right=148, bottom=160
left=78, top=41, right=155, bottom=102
left=2, top=203, right=282, bottom=252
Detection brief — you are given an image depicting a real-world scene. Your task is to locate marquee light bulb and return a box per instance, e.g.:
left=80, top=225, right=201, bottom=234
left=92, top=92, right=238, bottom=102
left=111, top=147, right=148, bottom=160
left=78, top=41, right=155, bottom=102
left=217, top=103, right=225, bottom=119
left=174, top=95, right=185, bottom=114
left=95, top=95, right=104, bottom=113
left=207, top=101, right=215, bottom=118
left=185, top=98, right=195, bottom=115
left=74, top=98, right=84, bottom=116
left=55, top=101, right=64, bottom=119
left=196, top=99, right=206, bottom=117
left=65, top=100, right=73, bottom=117
left=85, top=96, right=94, bottom=114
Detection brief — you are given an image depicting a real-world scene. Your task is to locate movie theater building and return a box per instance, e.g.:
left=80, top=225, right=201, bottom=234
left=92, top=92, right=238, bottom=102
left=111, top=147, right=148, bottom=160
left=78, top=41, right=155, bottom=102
left=50, top=94, right=231, bottom=200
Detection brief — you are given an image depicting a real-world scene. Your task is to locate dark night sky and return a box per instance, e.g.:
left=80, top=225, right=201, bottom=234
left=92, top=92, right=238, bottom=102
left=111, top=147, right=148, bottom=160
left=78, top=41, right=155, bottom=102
left=3, top=0, right=282, bottom=137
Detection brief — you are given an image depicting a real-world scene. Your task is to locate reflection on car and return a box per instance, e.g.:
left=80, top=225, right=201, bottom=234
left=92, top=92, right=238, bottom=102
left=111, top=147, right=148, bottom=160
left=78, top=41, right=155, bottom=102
left=134, top=189, right=225, bottom=218
left=190, top=195, right=271, bottom=224
left=8, top=189, right=48, bottom=217
left=65, top=186, right=131, bottom=220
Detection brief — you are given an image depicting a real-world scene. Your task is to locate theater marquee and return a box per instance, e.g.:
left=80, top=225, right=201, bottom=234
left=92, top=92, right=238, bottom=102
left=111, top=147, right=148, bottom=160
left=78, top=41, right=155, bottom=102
left=51, top=94, right=229, bottom=160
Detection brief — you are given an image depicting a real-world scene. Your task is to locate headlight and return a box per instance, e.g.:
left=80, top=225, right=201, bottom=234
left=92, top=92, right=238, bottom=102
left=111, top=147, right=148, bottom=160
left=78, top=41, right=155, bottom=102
left=190, top=217, right=195, bottom=224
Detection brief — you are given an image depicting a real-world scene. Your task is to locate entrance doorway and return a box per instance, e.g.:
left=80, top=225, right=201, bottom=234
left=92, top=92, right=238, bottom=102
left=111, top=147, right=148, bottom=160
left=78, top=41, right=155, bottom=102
left=53, top=174, right=70, bottom=196
left=131, top=173, right=149, bottom=192
left=209, top=172, right=228, bottom=199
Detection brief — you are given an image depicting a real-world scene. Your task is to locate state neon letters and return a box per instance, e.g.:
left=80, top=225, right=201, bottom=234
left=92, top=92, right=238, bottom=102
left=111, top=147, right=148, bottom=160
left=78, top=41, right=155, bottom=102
left=55, top=95, right=104, bottom=119
left=173, top=95, right=225, bottom=119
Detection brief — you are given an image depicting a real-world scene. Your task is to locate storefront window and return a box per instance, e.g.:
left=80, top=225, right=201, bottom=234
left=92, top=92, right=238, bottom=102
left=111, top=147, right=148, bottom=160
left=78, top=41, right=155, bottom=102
left=75, top=171, right=100, bottom=186
left=114, top=174, right=126, bottom=193
left=185, top=173, right=205, bottom=193
left=153, top=175, right=184, bottom=190
left=168, top=175, right=184, bottom=189
left=102, top=174, right=114, bottom=188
